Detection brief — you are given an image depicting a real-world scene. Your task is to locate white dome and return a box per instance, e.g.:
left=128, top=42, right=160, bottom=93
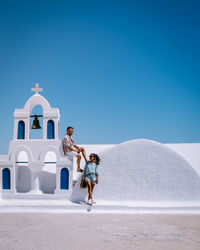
left=75, top=139, right=200, bottom=202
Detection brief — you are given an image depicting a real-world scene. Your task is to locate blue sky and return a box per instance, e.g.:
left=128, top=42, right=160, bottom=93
left=0, top=0, right=200, bottom=153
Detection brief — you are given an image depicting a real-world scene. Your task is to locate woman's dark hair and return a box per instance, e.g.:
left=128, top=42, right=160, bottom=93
left=90, top=153, right=100, bottom=165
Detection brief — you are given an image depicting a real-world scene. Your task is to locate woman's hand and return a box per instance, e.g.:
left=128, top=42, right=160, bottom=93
left=96, top=175, right=99, bottom=184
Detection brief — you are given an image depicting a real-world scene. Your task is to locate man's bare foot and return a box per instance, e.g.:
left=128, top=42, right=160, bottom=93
left=77, top=168, right=83, bottom=172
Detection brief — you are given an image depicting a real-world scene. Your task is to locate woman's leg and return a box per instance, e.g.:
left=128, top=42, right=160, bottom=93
left=86, top=180, right=92, bottom=200
left=91, top=183, right=95, bottom=199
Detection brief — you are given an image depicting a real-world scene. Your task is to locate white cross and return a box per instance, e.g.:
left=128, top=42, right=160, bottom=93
left=31, top=83, right=43, bottom=94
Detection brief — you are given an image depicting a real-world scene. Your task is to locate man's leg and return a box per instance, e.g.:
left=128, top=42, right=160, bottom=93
left=66, top=151, right=83, bottom=172
left=80, top=147, right=87, bottom=162
left=76, top=153, right=83, bottom=172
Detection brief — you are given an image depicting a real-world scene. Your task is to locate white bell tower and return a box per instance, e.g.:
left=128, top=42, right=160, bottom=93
left=13, top=83, right=60, bottom=141
left=0, top=83, right=73, bottom=197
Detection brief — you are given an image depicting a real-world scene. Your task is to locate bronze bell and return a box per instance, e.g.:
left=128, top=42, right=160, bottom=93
left=31, top=115, right=42, bottom=129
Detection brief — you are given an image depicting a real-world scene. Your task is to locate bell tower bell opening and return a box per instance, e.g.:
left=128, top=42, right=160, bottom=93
left=30, top=105, right=43, bottom=139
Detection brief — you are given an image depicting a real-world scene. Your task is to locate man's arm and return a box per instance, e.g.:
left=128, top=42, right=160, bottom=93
left=67, top=146, right=79, bottom=153
left=62, top=138, right=78, bottom=153
left=73, top=144, right=81, bottom=152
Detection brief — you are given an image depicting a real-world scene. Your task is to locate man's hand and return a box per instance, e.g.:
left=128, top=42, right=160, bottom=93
left=74, top=145, right=81, bottom=153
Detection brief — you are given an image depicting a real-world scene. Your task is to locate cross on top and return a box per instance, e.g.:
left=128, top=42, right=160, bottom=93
left=31, top=83, right=43, bottom=94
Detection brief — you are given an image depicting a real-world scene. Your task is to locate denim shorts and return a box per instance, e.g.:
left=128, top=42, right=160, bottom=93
left=85, top=174, right=97, bottom=184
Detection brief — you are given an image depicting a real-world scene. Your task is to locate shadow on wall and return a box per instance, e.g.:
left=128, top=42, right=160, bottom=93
left=16, top=166, right=56, bottom=194
left=16, top=166, right=31, bottom=193
left=59, top=143, right=65, bottom=157
left=39, top=171, right=56, bottom=194
left=70, top=176, right=88, bottom=203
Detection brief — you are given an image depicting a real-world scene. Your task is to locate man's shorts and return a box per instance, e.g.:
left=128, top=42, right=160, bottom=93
left=65, top=151, right=79, bottom=160
left=66, top=151, right=78, bottom=157
left=85, top=173, right=97, bottom=184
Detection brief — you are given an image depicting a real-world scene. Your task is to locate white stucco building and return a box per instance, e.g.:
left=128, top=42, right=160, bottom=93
left=0, top=83, right=200, bottom=213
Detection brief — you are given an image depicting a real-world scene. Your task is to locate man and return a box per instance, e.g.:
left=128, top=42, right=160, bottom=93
left=62, top=126, right=87, bottom=172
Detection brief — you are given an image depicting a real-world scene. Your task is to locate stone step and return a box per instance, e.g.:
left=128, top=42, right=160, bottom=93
left=1, top=200, right=200, bottom=213
left=1, top=193, right=71, bottom=200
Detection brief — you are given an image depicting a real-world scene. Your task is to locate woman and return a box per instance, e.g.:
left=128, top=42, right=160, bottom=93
left=81, top=153, right=100, bottom=205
